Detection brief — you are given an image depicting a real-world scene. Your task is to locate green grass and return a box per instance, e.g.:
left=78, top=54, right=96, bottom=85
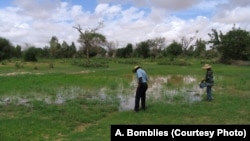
left=0, top=58, right=249, bottom=141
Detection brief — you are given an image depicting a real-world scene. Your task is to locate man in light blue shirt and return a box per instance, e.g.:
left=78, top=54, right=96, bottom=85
left=133, top=66, right=148, bottom=112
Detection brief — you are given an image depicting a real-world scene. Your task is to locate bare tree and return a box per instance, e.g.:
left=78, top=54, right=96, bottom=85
left=147, top=37, right=166, bottom=58
left=73, top=21, right=105, bottom=63
left=105, top=41, right=117, bottom=57
left=180, top=30, right=199, bottom=56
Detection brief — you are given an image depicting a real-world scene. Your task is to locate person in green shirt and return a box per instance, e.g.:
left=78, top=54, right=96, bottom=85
left=202, top=64, right=214, bottom=101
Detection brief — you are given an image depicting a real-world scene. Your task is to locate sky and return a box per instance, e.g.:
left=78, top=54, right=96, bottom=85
left=0, top=0, right=250, bottom=49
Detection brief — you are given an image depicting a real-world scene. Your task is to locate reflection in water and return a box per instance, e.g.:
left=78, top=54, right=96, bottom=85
left=0, top=75, right=206, bottom=112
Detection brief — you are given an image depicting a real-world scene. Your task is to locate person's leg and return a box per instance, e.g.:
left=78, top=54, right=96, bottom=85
left=141, top=85, right=148, bottom=110
left=141, top=92, right=145, bottom=110
left=134, top=86, right=141, bottom=111
left=207, top=86, right=212, bottom=101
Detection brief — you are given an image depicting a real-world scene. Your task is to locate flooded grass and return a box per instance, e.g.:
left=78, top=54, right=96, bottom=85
left=118, top=75, right=205, bottom=111
left=0, top=75, right=206, bottom=113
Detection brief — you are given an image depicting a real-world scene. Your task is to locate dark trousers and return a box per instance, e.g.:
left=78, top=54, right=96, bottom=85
left=134, top=83, right=148, bottom=111
left=206, top=86, right=212, bottom=101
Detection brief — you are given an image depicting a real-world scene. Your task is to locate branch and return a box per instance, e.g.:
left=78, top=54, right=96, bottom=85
left=90, top=21, right=104, bottom=32
left=73, top=25, right=84, bottom=35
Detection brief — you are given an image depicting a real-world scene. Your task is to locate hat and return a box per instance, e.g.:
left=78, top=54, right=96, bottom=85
left=202, top=64, right=211, bottom=69
left=133, top=66, right=140, bottom=72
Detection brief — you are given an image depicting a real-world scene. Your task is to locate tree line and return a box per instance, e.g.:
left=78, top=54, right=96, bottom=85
left=0, top=24, right=249, bottom=64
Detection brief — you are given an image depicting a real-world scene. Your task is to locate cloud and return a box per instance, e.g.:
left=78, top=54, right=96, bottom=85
left=0, top=0, right=250, bottom=49
left=213, top=6, right=250, bottom=23
left=13, top=0, right=60, bottom=20
left=228, top=0, right=250, bottom=7
left=99, top=0, right=200, bottom=10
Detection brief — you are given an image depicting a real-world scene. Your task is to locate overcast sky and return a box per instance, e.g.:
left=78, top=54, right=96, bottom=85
left=0, top=0, right=249, bottom=49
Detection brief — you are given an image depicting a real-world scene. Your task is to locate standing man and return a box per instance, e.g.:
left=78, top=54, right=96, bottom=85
left=202, top=64, right=214, bottom=101
left=133, top=66, right=148, bottom=112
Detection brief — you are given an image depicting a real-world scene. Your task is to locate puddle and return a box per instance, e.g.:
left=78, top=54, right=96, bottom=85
left=0, top=75, right=206, bottom=111
left=0, top=87, right=87, bottom=106
left=118, top=75, right=205, bottom=111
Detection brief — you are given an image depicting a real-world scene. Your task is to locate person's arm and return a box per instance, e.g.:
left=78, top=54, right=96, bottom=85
left=138, top=77, right=143, bottom=84
left=206, top=71, right=213, bottom=82
left=203, top=70, right=209, bottom=82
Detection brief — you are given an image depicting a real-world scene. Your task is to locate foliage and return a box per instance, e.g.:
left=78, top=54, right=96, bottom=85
left=0, top=37, right=19, bottom=61
left=208, top=26, right=250, bottom=63
left=116, top=43, right=133, bottom=58
left=105, top=41, right=117, bottom=57
left=71, top=58, right=109, bottom=68
left=192, top=38, right=206, bottom=57
left=164, top=41, right=183, bottom=57
left=114, top=58, right=139, bottom=65
left=147, top=37, right=166, bottom=58
left=0, top=25, right=250, bottom=65
left=15, top=61, right=24, bottom=69
left=134, top=41, right=150, bottom=58
left=74, top=22, right=106, bottom=64
left=49, top=36, right=62, bottom=58
left=157, top=58, right=191, bottom=66
left=23, top=47, right=38, bottom=62
left=61, top=41, right=77, bottom=58
left=180, top=30, right=198, bottom=56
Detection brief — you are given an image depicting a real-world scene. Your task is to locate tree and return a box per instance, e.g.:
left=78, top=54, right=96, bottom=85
left=23, top=47, right=38, bottom=62
left=14, top=45, right=22, bottom=58
left=147, top=37, right=166, bottom=58
left=69, top=42, right=77, bottom=58
left=105, top=41, right=117, bottom=57
left=164, top=41, right=183, bottom=57
left=193, top=39, right=206, bottom=57
left=0, top=37, right=15, bottom=61
left=41, top=46, right=50, bottom=58
left=86, top=33, right=106, bottom=57
left=208, top=28, right=222, bottom=50
left=180, top=30, right=198, bottom=56
left=208, top=26, right=250, bottom=63
left=49, top=36, right=61, bottom=58
left=73, top=22, right=106, bottom=63
left=116, top=47, right=126, bottom=58
left=222, top=27, right=250, bottom=61
left=134, top=41, right=150, bottom=58
left=61, top=41, right=69, bottom=58
left=116, top=43, right=133, bottom=58
left=61, top=41, right=76, bottom=58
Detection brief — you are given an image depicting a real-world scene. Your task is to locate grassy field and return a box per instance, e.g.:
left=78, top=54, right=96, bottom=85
left=0, top=58, right=249, bottom=141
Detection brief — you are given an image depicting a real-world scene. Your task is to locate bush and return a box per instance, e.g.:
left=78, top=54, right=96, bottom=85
left=157, top=59, right=191, bottom=66
left=71, top=59, right=109, bottom=68
left=24, top=47, right=38, bottom=62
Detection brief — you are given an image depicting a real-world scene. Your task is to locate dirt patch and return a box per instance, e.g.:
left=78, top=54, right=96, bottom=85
left=0, top=72, right=43, bottom=76
left=74, top=123, right=91, bottom=132
left=231, top=60, right=250, bottom=66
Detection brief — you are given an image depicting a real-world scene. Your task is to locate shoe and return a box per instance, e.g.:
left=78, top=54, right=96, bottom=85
left=134, top=109, right=139, bottom=112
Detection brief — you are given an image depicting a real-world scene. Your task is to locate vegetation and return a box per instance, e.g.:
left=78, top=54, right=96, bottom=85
left=208, top=25, right=250, bottom=63
left=0, top=25, right=249, bottom=66
left=0, top=58, right=249, bottom=141
left=73, top=22, right=106, bottom=64
left=0, top=23, right=249, bottom=140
